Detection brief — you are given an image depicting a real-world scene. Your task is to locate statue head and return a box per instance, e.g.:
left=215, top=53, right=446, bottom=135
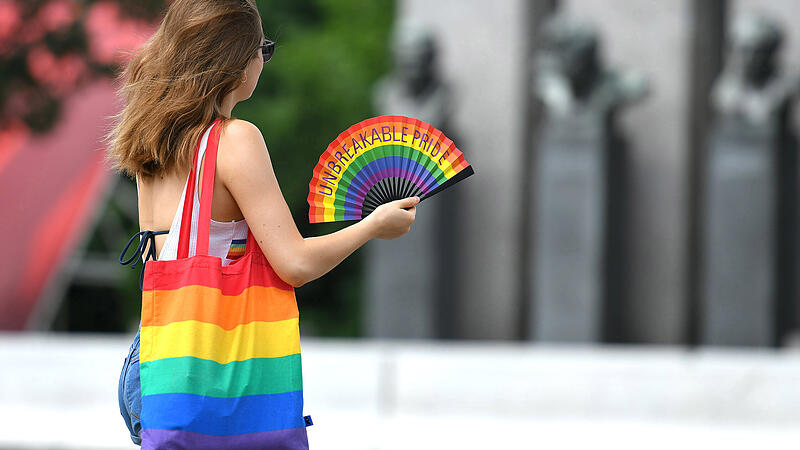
left=728, top=13, right=783, bottom=86
left=540, top=14, right=601, bottom=87
left=390, top=20, right=438, bottom=93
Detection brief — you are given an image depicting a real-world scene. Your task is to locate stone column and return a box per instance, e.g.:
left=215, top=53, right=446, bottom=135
left=528, top=14, right=647, bottom=342
left=366, top=20, right=462, bottom=339
left=700, top=13, right=798, bottom=346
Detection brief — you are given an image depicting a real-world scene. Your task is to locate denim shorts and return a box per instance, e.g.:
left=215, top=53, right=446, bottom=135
left=118, top=328, right=142, bottom=446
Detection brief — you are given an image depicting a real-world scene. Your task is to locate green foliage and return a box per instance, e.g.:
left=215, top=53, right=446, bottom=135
left=233, top=0, right=395, bottom=336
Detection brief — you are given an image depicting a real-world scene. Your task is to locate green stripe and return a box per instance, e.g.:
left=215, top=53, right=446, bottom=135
left=140, top=354, right=302, bottom=398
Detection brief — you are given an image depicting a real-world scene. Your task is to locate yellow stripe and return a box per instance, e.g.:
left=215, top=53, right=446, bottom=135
left=140, top=318, right=300, bottom=364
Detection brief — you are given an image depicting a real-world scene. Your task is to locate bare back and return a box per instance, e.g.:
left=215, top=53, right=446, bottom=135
left=137, top=133, right=244, bottom=258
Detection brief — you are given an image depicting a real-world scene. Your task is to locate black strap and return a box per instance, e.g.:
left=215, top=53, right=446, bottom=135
left=119, top=230, right=170, bottom=291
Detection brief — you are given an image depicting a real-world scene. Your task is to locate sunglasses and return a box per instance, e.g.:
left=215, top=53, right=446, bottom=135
left=258, top=39, right=275, bottom=63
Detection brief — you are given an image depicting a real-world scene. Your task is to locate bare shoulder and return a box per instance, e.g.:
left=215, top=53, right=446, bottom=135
left=217, top=118, right=272, bottom=180
left=219, top=118, right=266, bottom=151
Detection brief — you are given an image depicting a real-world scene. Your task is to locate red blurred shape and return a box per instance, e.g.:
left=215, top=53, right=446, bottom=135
left=0, top=79, right=121, bottom=330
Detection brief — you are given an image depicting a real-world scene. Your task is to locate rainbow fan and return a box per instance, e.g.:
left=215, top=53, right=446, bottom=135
left=307, top=115, right=474, bottom=223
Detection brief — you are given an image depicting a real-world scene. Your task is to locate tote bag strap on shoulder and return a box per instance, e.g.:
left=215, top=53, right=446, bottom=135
left=176, top=118, right=261, bottom=260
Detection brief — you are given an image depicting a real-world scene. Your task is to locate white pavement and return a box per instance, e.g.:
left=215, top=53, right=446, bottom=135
left=1, top=332, right=800, bottom=449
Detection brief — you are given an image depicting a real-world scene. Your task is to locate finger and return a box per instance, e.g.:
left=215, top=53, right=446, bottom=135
left=395, top=196, right=420, bottom=208
left=407, top=206, right=416, bottom=218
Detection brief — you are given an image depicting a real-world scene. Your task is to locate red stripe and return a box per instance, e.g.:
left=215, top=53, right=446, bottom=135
left=143, top=252, right=293, bottom=294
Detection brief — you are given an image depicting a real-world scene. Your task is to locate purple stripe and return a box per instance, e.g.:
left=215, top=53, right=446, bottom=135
left=351, top=168, right=432, bottom=206
left=142, top=427, right=309, bottom=450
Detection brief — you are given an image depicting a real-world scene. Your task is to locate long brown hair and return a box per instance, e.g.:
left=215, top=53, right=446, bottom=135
left=103, top=0, right=264, bottom=179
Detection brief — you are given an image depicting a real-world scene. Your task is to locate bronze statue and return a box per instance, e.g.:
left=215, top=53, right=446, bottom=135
left=373, top=20, right=454, bottom=128
left=711, top=14, right=800, bottom=124
left=535, top=13, right=647, bottom=118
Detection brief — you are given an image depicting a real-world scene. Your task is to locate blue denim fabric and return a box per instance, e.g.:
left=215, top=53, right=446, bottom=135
left=118, top=328, right=142, bottom=446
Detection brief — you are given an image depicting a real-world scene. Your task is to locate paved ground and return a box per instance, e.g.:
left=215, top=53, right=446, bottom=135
left=2, top=332, right=799, bottom=449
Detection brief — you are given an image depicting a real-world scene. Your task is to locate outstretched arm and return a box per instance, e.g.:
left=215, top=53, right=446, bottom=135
left=217, top=119, right=418, bottom=287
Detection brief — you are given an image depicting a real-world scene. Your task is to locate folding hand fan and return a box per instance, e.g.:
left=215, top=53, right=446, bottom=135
left=307, top=115, right=474, bottom=223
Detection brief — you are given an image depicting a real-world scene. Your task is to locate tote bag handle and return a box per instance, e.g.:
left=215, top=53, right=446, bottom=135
left=176, top=119, right=222, bottom=258
left=176, top=118, right=260, bottom=259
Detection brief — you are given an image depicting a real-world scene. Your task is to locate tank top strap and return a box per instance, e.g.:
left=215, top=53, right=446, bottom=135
left=193, top=124, right=215, bottom=206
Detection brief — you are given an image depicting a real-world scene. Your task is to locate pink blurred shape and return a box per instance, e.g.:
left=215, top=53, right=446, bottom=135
left=27, top=44, right=87, bottom=96
left=37, top=0, right=78, bottom=33
left=0, top=119, right=30, bottom=175
left=0, top=1, right=22, bottom=47
left=86, top=1, right=156, bottom=65
left=0, top=79, right=119, bottom=330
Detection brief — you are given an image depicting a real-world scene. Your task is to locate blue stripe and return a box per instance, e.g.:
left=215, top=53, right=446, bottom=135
left=141, top=390, right=305, bottom=436
left=231, top=239, right=247, bottom=245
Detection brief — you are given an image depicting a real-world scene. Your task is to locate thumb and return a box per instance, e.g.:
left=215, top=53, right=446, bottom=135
left=394, top=196, right=420, bottom=208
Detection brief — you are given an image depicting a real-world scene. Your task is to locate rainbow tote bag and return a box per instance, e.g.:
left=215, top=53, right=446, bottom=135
left=139, top=118, right=312, bottom=449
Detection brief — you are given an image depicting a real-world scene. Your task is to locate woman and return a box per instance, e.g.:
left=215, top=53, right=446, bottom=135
left=106, top=0, right=418, bottom=445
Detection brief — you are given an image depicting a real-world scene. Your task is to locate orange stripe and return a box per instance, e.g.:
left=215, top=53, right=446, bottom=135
left=142, top=284, right=298, bottom=330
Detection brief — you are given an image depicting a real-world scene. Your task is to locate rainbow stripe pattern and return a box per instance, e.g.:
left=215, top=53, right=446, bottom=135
left=308, top=115, right=474, bottom=223
left=225, top=238, right=247, bottom=260
left=139, top=235, right=309, bottom=448
left=137, top=118, right=309, bottom=448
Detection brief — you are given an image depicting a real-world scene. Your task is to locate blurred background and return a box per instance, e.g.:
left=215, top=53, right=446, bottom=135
left=2, top=0, right=800, bottom=448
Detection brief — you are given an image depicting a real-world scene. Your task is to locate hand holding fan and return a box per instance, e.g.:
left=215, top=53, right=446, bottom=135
left=307, top=115, right=475, bottom=223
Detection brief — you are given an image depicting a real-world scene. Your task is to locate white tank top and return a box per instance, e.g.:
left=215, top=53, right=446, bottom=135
left=136, top=123, right=249, bottom=266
